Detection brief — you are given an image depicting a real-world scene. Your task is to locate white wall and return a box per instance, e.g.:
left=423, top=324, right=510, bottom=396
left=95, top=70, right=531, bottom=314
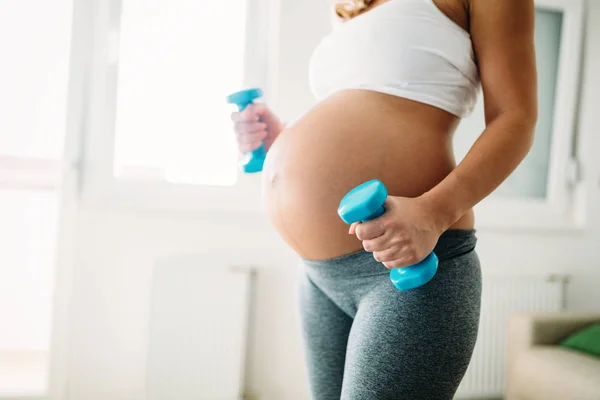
left=67, top=209, right=308, bottom=400
left=63, top=0, right=600, bottom=399
left=0, top=191, right=57, bottom=351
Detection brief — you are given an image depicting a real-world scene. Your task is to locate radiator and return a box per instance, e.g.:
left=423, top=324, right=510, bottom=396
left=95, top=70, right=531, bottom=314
left=146, top=256, right=256, bottom=400
left=454, top=273, right=568, bottom=399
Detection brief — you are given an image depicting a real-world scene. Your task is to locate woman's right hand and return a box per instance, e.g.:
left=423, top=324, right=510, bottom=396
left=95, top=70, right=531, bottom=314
left=231, top=103, right=285, bottom=154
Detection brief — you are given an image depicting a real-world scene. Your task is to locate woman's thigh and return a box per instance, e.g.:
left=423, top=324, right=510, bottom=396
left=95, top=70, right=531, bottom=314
left=298, top=270, right=354, bottom=400
left=341, top=250, right=482, bottom=400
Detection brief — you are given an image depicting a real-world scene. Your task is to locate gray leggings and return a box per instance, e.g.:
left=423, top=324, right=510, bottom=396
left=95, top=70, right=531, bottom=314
left=298, top=229, right=481, bottom=400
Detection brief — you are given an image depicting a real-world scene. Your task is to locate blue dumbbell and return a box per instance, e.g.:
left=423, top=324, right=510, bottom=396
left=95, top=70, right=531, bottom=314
left=337, top=179, right=439, bottom=291
left=226, top=88, right=266, bottom=173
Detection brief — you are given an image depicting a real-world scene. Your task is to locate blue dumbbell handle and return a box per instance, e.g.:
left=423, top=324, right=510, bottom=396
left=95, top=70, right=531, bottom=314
left=236, top=100, right=266, bottom=161
left=360, top=206, right=385, bottom=222
left=226, top=88, right=266, bottom=173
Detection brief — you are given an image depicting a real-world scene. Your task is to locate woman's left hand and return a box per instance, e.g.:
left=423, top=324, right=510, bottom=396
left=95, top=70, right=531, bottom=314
left=349, top=195, right=445, bottom=269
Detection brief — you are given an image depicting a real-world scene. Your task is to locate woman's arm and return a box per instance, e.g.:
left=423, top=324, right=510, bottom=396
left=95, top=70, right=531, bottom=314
left=421, top=0, right=538, bottom=229
left=351, top=0, right=538, bottom=269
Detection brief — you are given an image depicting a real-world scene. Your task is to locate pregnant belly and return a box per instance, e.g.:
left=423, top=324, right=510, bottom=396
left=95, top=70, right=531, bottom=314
left=261, top=89, right=474, bottom=260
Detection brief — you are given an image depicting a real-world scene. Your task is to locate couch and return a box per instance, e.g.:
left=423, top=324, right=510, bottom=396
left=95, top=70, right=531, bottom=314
left=506, top=311, right=600, bottom=400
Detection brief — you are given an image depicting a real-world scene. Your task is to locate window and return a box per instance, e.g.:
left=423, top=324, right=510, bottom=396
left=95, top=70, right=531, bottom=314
left=113, top=0, right=248, bottom=186
left=83, top=0, right=273, bottom=211
left=0, top=0, right=73, bottom=394
left=453, top=0, right=584, bottom=229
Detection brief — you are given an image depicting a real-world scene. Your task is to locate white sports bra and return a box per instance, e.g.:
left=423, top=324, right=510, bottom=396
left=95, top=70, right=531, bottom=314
left=308, top=0, right=480, bottom=118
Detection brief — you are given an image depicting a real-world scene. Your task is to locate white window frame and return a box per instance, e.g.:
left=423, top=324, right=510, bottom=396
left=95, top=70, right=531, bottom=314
left=80, top=0, right=278, bottom=214
left=473, top=0, right=585, bottom=231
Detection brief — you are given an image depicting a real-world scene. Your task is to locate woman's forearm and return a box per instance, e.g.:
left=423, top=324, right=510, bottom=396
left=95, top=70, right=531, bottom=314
left=421, top=112, right=537, bottom=230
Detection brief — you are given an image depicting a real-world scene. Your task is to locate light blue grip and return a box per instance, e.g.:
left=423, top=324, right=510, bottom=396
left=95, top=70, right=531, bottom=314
left=226, top=88, right=266, bottom=173
left=337, top=179, right=439, bottom=291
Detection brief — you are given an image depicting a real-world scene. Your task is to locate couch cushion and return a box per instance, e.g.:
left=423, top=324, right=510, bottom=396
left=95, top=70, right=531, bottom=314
left=509, top=347, right=600, bottom=400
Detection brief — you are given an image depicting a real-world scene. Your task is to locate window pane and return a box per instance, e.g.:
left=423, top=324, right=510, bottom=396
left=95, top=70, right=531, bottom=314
left=114, top=0, right=249, bottom=186
left=0, top=0, right=72, bottom=160
left=453, top=9, right=563, bottom=199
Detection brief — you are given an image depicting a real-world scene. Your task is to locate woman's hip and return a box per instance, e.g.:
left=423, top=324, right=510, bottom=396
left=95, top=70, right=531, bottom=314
left=298, top=229, right=482, bottom=318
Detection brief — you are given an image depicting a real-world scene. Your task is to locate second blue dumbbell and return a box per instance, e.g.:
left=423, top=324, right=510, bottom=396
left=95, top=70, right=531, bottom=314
left=337, top=179, right=439, bottom=291
left=226, top=88, right=266, bottom=173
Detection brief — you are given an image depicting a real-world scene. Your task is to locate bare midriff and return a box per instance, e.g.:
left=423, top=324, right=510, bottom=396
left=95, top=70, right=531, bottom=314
left=261, top=89, right=475, bottom=260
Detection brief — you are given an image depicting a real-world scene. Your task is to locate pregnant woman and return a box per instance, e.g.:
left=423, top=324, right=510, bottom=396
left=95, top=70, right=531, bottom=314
left=232, top=0, right=537, bottom=398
